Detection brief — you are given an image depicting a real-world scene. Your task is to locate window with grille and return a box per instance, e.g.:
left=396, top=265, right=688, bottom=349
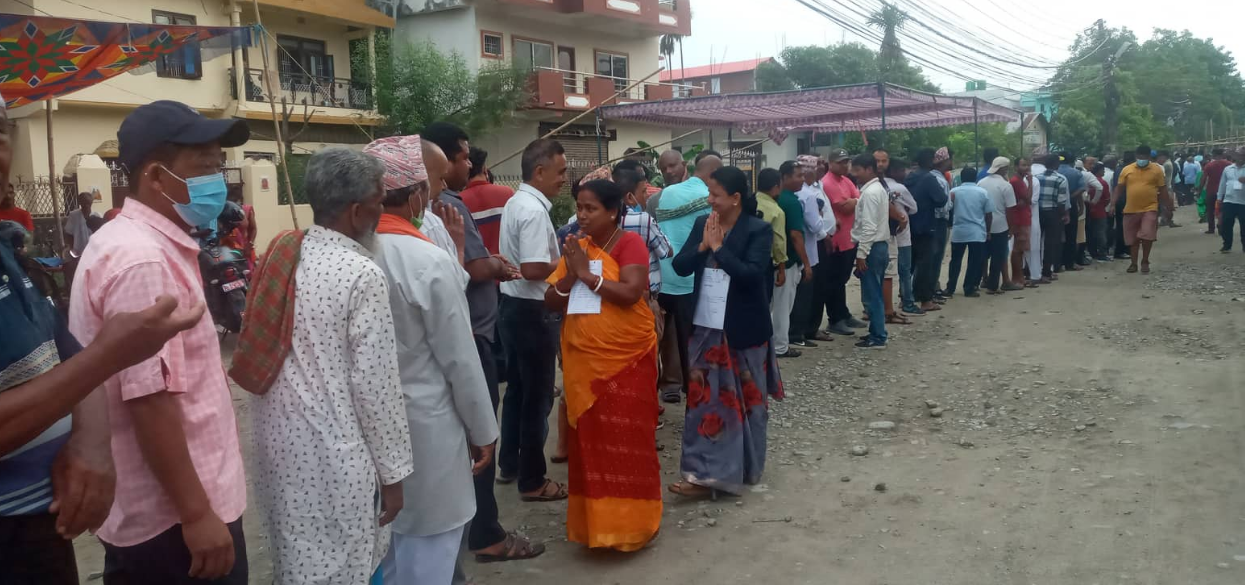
left=153, top=11, right=201, bottom=80
left=482, top=32, right=503, bottom=58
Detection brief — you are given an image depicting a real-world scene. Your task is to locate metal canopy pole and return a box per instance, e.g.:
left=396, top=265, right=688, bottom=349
left=595, top=109, right=603, bottom=165
left=46, top=101, right=65, bottom=253
left=878, top=82, right=887, bottom=147
left=973, top=98, right=980, bottom=169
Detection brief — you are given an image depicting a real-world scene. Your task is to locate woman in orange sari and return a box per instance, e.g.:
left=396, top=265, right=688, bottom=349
left=545, top=179, right=661, bottom=552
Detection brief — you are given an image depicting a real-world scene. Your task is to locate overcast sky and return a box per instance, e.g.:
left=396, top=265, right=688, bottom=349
left=675, top=0, right=1244, bottom=94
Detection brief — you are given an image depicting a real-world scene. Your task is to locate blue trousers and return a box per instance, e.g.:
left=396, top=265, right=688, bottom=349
left=859, top=242, right=889, bottom=344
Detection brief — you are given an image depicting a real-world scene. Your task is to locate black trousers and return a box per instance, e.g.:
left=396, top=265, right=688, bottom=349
left=911, top=232, right=938, bottom=303
left=0, top=513, right=79, bottom=585
left=824, top=245, right=857, bottom=327
left=1114, top=197, right=1128, bottom=255
left=1039, top=209, right=1064, bottom=276
left=468, top=334, right=506, bottom=550
left=946, top=241, right=987, bottom=294
left=657, top=292, right=695, bottom=392
left=1222, top=202, right=1245, bottom=250
left=103, top=519, right=247, bottom=585
left=984, top=230, right=1010, bottom=291
left=788, top=272, right=813, bottom=343
left=1062, top=203, right=1080, bottom=269
left=498, top=295, right=558, bottom=494
left=800, top=243, right=831, bottom=338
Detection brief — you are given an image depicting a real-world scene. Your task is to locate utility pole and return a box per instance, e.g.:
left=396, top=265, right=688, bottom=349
left=1103, top=40, right=1130, bottom=156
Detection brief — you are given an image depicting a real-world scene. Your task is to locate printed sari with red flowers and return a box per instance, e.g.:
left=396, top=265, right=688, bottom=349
left=547, top=238, right=661, bottom=552
left=679, top=326, right=784, bottom=495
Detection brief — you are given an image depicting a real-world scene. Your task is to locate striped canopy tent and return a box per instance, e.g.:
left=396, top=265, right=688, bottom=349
left=598, top=82, right=1022, bottom=136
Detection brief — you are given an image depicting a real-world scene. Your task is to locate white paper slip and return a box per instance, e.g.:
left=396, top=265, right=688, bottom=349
left=692, top=267, right=730, bottom=329
left=567, top=260, right=604, bottom=315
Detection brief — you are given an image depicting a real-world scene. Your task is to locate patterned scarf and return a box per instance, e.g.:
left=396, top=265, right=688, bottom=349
left=228, top=229, right=305, bottom=395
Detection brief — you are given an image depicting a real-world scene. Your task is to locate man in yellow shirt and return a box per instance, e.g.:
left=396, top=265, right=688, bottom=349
left=1111, top=144, right=1172, bottom=274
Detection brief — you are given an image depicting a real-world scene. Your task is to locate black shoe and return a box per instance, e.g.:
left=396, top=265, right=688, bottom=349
left=1221, top=248, right=1232, bottom=253
left=661, top=388, right=682, bottom=404
left=826, top=322, right=855, bottom=336
left=964, top=290, right=981, bottom=298
left=777, top=348, right=802, bottom=358
left=855, top=338, right=887, bottom=349
left=791, top=339, right=818, bottom=348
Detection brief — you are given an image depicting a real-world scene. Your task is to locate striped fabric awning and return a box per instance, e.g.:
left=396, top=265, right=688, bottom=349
left=599, top=83, right=1022, bottom=134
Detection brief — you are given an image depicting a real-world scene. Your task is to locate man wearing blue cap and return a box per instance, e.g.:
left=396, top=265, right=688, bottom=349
left=69, top=101, right=252, bottom=584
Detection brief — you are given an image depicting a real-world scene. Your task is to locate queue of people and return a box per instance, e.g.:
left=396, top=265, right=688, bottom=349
left=1, top=91, right=1222, bottom=585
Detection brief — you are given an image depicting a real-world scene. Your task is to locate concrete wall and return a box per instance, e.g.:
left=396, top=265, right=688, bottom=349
left=395, top=6, right=478, bottom=68
left=242, top=159, right=315, bottom=253
left=8, top=105, right=129, bottom=181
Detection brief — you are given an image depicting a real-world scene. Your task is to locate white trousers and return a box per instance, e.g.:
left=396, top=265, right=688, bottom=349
left=771, top=264, right=802, bottom=355
left=1027, top=203, right=1043, bottom=280
left=381, top=524, right=466, bottom=585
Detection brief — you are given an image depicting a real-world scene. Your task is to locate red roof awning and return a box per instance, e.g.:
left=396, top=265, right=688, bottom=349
left=599, top=83, right=1023, bottom=134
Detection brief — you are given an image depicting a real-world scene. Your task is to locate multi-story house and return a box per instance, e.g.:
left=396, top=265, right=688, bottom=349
left=395, top=0, right=701, bottom=181
left=661, top=57, right=773, bottom=96
left=6, top=0, right=388, bottom=248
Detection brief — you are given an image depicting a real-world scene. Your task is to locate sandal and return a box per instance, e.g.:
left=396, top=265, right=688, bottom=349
left=550, top=455, right=568, bottom=464
left=521, top=479, right=569, bottom=502
left=1141, top=262, right=1151, bottom=274
left=667, top=481, right=713, bottom=498
left=885, top=313, right=911, bottom=325
left=1126, top=264, right=1138, bottom=273
left=474, top=533, right=546, bottom=563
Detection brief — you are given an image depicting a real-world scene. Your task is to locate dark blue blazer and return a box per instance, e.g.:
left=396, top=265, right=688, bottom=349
left=672, top=213, right=774, bottom=349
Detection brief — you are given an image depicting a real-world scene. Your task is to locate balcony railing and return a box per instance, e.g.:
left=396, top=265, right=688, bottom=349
left=232, top=68, right=373, bottom=111
left=532, top=67, right=703, bottom=109
left=658, top=0, right=678, bottom=9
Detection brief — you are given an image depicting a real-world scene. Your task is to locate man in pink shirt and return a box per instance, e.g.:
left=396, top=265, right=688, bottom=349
left=69, top=101, right=251, bottom=584
left=821, top=148, right=866, bottom=336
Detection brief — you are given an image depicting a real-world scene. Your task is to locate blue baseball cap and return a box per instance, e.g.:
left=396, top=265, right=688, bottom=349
left=118, top=100, right=249, bottom=174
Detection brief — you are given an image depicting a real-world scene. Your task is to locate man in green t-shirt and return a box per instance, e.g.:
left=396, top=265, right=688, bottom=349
left=772, top=160, right=809, bottom=358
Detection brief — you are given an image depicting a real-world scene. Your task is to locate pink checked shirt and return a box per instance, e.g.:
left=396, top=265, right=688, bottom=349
left=68, top=198, right=246, bottom=547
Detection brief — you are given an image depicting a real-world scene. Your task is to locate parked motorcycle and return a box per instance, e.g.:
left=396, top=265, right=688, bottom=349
left=199, top=201, right=250, bottom=336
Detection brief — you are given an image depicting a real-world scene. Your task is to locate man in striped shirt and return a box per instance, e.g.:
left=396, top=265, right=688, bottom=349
left=461, top=147, right=516, bottom=256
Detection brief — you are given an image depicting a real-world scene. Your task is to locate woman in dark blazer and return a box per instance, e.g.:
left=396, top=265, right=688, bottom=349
left=667, top=166, right=785, bottom=500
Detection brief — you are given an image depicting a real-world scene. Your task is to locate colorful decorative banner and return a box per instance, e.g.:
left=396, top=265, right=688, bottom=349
left=0, top=14, right=252, bottom=109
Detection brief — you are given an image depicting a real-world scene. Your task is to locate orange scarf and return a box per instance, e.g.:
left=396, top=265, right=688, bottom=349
left=376, top=213, right=433, bottom=242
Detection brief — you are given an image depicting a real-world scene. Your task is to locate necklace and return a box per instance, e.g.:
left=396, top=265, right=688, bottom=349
left=590, top=227, right=621, bottom=260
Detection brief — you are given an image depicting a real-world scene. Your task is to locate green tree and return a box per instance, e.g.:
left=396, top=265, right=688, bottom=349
left=359, top=34, right=531, bottom=138
left=1049, top=107, right=1100, bottom=156
left=867, top=0, right=909, bottom=81
left=756, top=42, right=937, bottom=93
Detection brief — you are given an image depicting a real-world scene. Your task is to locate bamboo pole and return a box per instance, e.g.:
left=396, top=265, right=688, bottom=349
left=491, top=68, right=667, bottom=168
left=604, top=128, right=703, bottom=165
left=251, top=0, right=300, bottom=230
left=46, top=101, right=65, bottom=253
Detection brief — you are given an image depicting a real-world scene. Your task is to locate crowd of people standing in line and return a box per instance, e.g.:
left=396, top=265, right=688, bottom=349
left=4, top=88, right=1240, bottom=585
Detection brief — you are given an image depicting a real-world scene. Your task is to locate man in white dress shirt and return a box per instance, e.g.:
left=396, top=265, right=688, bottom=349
left=366, top=136, right=501, bottom=584
left=497, top=139, right=568, bottom=501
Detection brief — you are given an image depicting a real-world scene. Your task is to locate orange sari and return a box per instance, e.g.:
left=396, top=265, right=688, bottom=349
left=548, top=238, right=661, bottom=552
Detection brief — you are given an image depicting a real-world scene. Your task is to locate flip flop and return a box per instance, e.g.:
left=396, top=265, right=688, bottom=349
left=885, top=314, right=911, bottom=325
left=549, top=455, right=568, bottom=464
left=1126, top=265, right=1138, bottom=273
left=667, top=481, right=713, bottom=499
left=1141, top=263, right=1151, bottom=274
left=521, top=480, right=569, bottom=502
left=475, top=533, right=546, bottom=563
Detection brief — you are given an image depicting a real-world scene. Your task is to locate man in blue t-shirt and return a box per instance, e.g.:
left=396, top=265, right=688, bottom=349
left=1057, top=154, right=1087, bottom=272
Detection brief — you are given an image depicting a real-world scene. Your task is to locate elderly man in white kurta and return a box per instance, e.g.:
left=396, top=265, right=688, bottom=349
left=365, top=135, right=500, bottom=585
left=250, top=148, right=414, bottom=585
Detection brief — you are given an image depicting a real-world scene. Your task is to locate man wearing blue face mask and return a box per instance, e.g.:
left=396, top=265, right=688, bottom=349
left=68, top=101, right=252, bottom=584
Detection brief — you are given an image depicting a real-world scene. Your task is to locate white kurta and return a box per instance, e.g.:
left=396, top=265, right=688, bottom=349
left=253, top=226, right=415, bottom=585
left=372, top=231, right=500, bottom=538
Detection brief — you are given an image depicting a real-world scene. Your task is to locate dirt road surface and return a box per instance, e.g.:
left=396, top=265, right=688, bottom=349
left=74, top=208, right=1245, bottom=584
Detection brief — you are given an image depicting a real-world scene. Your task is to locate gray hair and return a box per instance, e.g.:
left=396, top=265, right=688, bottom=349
left=304, top=147, right=385, bottom=225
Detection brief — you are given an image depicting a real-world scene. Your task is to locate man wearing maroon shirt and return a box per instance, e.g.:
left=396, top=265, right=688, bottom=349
left=1087, top=163, right=1113, bottom=261
left=460, top=147, right=515, bottom=256
left=1007, top=158, right=1035, bottom=287
left=1199, top=149, right=1231, bottom=234
left=0, top=183, right=33, bottom=232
